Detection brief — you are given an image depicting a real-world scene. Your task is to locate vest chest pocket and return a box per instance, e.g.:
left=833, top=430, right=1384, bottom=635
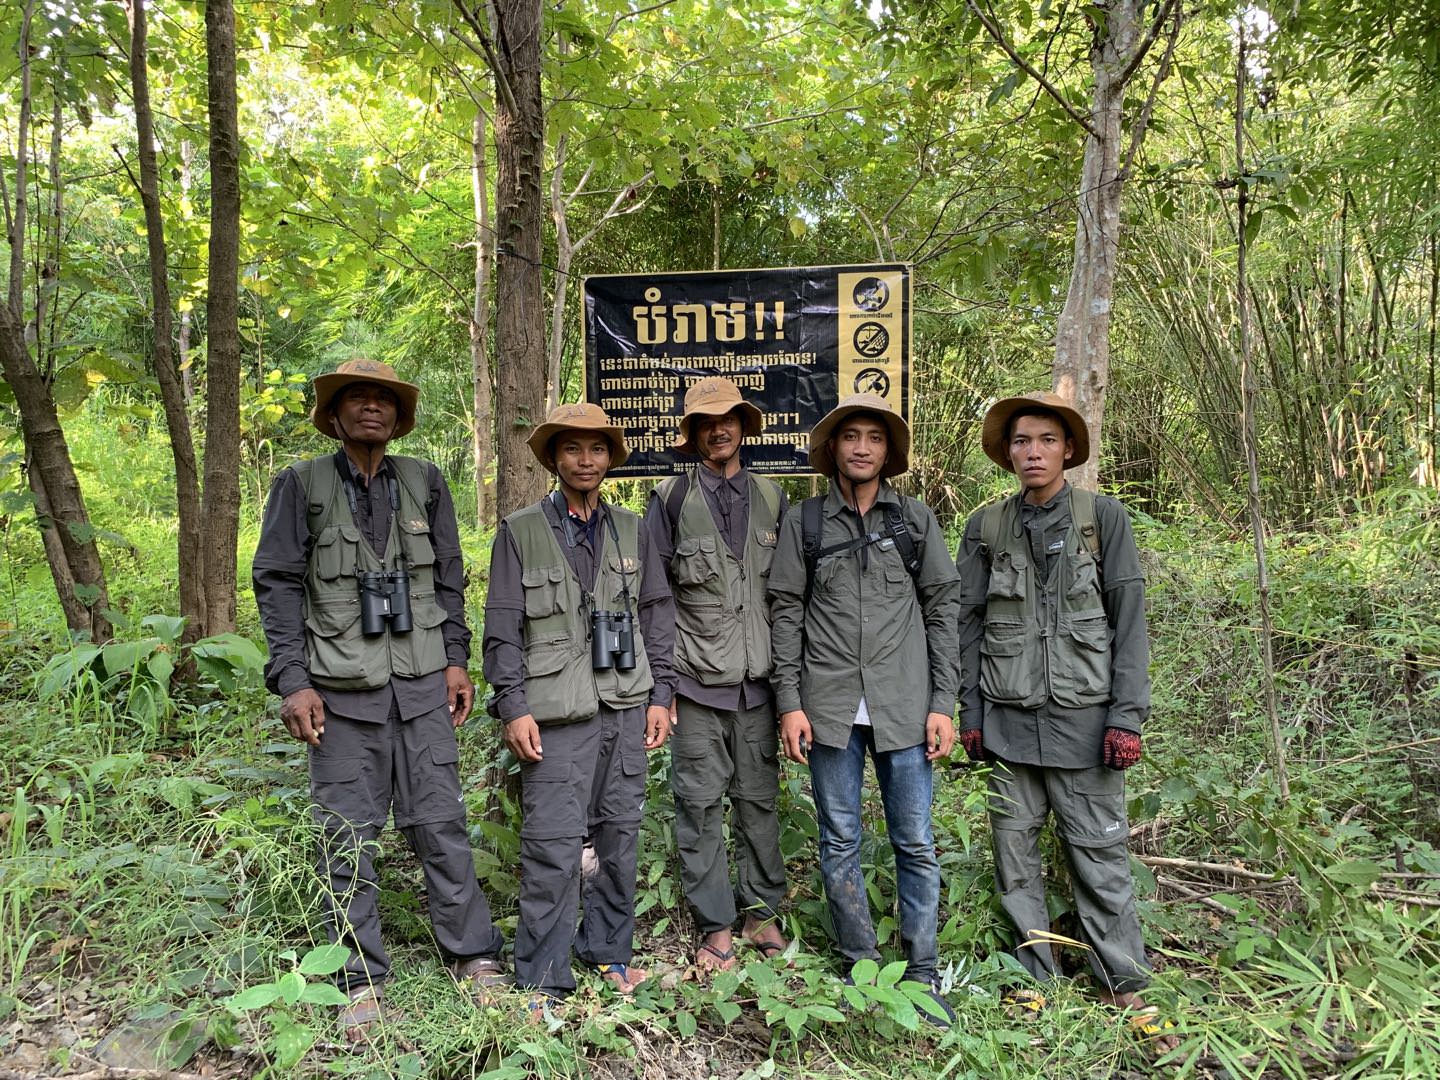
left=987, top=551, right=1027, bottom=601
left=1066, top=552, right=1101, bottom=600
left=672, top=537, right=721, bottom=589
left=314, top=525, right=362, bottom=581
left=521, top=566, right=567, bottom=618
left=398, top=518, right=437, bottom=567
left=751, top=528, right=778, bottom=576
left=1052, top=615, right=1112, bottom=704
left=606, top=553, right=642, bottom=608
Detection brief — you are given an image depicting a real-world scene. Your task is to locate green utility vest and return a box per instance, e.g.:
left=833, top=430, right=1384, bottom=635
left=294, top=454, right=449, bottom=691
left=508, top=500, right=654, bottom=725
left=978, top=486, right=1111, bottom=710
left=657, top=472, right=782, bottom=686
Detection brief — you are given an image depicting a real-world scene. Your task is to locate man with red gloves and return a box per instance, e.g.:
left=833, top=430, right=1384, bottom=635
left=956, top=392, right=1159, bottom=1014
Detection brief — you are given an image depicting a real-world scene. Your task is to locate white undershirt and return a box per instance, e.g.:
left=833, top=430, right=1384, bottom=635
left=854, top=696, right=872, bottom=727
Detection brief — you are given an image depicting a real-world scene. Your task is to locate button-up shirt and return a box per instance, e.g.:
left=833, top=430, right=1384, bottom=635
left=955, top=483, right=1150, bottom=768
left=483, top=495, right=677, bottom=722
left=768, top=482, right=961, bottom=752
left=252, top=451, right=471, bottom=723
left=644, top=465, right=789, bottom=712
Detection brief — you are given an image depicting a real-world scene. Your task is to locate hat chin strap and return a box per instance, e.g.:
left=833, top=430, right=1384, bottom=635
left=332, top=408, right=395, bottom=478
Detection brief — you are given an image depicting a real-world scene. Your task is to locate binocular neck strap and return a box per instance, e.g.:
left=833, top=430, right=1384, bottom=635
left=600, top=502, right=636, bottom=616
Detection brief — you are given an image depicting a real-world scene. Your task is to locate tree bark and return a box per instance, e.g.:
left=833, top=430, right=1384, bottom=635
left=201, top=0, right=243, bottom=636
left=126, top=0, right=206, bottom=646
left=0, top=2, right=111, bottom=641
left=546, top=133, right=574, bottom=415
left=491, top=0, right=548, bottom=518
left=471, top=108, right=495, bottom=530
left=1050, top=2, right=1139, bottom=492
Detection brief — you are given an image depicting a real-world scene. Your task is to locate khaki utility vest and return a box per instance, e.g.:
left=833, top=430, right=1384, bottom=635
left=978, top=487, right=1111, bottom=710
left=658, top=472, right=781, bottom=686
left=294, top=454, right=449, bottom=691
left=508, top=500, right=654, bottom=724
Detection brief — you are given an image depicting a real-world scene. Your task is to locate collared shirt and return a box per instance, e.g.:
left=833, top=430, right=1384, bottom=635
left=643, top=466, right=789, bottom=711
left=955, top=483, right=1150, bottom=768
left=768, top=482, right=961, bottom=753
left=483, top=495, right=677, bottom=722
left=252, top=452, right=471, bottom=722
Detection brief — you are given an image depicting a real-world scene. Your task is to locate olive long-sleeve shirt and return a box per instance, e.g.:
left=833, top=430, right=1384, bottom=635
left=643, top=465, right=789, bottom=712
left=955, top=483, right=1150, bottom=768
left=482, top=495, right=676, bottom=723
left=768, top=482, right=962, bottom=753
left=252, top=452, right=471, bottom=723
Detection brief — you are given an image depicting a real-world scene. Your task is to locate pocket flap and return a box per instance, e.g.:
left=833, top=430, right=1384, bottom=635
left=675, top=539, right=702, bottom=558
left=428, top=742, right=459, bottom=766
left=524, top=643, right=572, bottom=678
left=312, top=755, right=361, bottom=782
left=980, top=624, right=1026, bottom=656
left=410, top=594, right=449, bottom=630
left=522, top=567, right=554, bottom=588
left=1067, top=618, right=1110, bottom=651
left=339, top=524, right=363, bottom=543
left=305, top=599, right=360, bottom=638
left=548, top=565, right=566, bottom=584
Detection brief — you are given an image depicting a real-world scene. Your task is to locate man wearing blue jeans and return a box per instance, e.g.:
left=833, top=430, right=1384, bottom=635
left=768, top=393, right=962, bottom=1026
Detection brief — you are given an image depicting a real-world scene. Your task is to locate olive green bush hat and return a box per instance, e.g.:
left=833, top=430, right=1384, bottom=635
left=672, top=377, right=764, bottom=455
left=527, top=402, right=631, bottom=473
left=807, top=392, right=910, bottom=478
left=981, top=391, right=1090, bottom=472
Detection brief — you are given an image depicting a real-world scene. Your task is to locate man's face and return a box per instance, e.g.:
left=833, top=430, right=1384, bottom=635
left=553, top=432, right=612, bottom=495
left=695, top=411, right=743, bottom=467
left=333, top=382, right=399, bottom=445
left=1007, top=413, right=1073, bottom=493
left=831, top=416, right=889, bottom=483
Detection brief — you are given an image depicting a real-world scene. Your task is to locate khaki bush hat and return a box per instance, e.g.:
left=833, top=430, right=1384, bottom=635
left=311, top=358, right=420, bottom=440
left=673, top=377, right=765, bottom=455
left=527, top=402, right=631, bottom=473
left=981, top=391, right=1091, bottom=472
left=808, top=392, right=910, bottom=478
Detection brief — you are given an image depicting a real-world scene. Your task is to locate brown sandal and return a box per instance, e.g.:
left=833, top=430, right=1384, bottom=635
left=338, top=984, right=384, bottom=1043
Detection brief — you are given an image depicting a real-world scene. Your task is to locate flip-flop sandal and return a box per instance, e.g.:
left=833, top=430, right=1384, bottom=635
left=1003, top=989, right=1048, bottom=1015
left=750, top=939, right=794, bottom=966
left=695, top=942, right=738, bottom=973
left=1126, top=1007, right=1180, bottom=1052
left=338, top=985, right=384, bottom=1043
left=595, top=962, right=649, bottom=995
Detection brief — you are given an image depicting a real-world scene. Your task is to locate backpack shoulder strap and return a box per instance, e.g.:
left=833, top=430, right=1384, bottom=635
left=980, top=496, right=1007, bottom=558
left=801, top=495, right=825, bottom=609
left=884, top=500, right=922, bottom=582
left=661, top=473, right=689, bottom=539
left=1069, top=485, right=1101, bottom=560
left=291, top=456, right=339, bottom=538
left=388, top=454, right=435, bottom=515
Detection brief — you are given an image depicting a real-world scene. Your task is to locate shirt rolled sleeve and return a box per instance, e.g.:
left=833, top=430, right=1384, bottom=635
left=954, top=512, right=989, bottom=732
left=913, top=507, right=962, bottom=716
left=1097, top=500, right=1150, bottom=734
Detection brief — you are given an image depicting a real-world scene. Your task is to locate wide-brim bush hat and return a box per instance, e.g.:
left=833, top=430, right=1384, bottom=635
left=673, top=377, right=765, bottom=455
left=311, top=358, right=420, bottom=440
left=528, top=402, right=631, bottom=473
left=981, top=390, right=1091, bottom=472
left=808, top=392, right=910, bottom=478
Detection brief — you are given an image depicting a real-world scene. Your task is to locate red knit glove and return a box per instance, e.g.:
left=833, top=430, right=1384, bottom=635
left=960, top=728, right=984, bottom=762
left=1102, top=728, right=1142, bottom=770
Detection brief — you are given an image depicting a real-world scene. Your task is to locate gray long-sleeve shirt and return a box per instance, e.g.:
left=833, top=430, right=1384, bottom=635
left=483, top=495, right=676, bottom=722
left=252, top=451, right=471, bottom=723
left=955, top=483, right=1150, bottom=768
left=643, top=465, right=789, bottom=712
left=768, top=482, right=962, bottom=753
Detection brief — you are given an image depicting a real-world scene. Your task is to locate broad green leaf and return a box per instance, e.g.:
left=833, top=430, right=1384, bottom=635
left=298, top=943, right=351, bottom=976
left=298, top=983, right=350, bottom=1006
left=1321, top=859, right=1384, bottom=888
left=225, top=984, right=282, bottom=1011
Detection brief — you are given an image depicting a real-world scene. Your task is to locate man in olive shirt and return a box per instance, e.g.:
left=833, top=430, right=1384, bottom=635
left=956, top=391, right=1165, bottom=1028
left=645, top=377, right=789, bottom=974
left=769, top=393, right=961, bottom=1026
left=253, top=359, right=507, bottom=1039
left=483, top=402, right=675, bottom=1002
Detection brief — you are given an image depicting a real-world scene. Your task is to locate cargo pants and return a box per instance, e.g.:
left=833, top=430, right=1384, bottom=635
left=309, top=699, right=505, bottom=993
left=987, top=760, right=1151, bottom=994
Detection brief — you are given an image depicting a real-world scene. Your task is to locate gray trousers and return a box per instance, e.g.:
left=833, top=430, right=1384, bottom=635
left=516, top=704, right=646, bottom=995
left=670, top=698, right=787, bottom=934
left=987, top=760, right=1151, bottom=994
left=309, top=701, right=504, bottom=993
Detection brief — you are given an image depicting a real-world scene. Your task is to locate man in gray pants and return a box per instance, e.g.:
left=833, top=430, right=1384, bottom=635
left=956, top=391, right=1173, bottom=1045
left=484, top=403, right=675, bottom=1002
left=254, top=359, right=507, bottom=1040
left=645, top=378, right=789, bottom=973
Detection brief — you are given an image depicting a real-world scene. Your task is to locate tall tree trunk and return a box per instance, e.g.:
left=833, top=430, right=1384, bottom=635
left=0, top=2, right=111, bottom=641
left=547, top=133, right=574, bottom=414
left=126, top=0, right=206, bottom=645
left=178, top=140, right=195, bottom=403
left=201, top=0, right=242, bottom=635
left=1051, top=3, right=1138, bottom=492
left=492, top=0, right=548, bottom=518
left=471, top=108, right=495, bottom=529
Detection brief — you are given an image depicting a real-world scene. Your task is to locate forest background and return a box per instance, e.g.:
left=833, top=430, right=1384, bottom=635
left=1, top=0, right=1438, bottom=1077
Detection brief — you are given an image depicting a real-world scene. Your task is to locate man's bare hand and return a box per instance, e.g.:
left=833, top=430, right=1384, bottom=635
left=445, top=665, right=475, bottom=728
left=645, top=704, right=672, bottom=750
left=925, top=711, right=955, bottom=762
left=503, top=714, right=544, bottom=762
left=281, top=688, right=325, bottom=747
left=780, top=710, right=813, bottom=764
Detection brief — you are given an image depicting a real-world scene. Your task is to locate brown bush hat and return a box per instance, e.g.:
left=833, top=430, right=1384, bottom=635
left=808, top=392, right=910, bottom=478
left=673, top=377, right=764, bottom=455
left=981, top=391, right=1090, bottom=472
left=311, top=358, right=420, bottom=440
left=527, top=402, right=631, bottom=473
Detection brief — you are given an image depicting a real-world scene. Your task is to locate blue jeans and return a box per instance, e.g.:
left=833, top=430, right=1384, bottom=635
left=808, top=726, right=939, bottom=982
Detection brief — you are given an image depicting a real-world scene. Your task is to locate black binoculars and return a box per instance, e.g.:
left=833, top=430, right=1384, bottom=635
left=358, top=569, right=414, bottom=636
left=590, top=609, right=636, bottom=671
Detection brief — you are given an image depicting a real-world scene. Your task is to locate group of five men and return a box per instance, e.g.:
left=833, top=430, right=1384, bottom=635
left=254, top=360, right=1162, bottom=1040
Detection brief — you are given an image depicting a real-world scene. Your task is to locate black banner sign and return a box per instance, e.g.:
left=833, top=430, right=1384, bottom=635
left=582, top=264, right=911, bottom=477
